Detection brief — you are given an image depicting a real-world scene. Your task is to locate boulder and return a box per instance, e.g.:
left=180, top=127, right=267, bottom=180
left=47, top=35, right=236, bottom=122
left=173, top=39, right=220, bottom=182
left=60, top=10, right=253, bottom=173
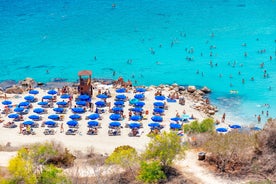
left=187, top=86, right=196, bottom=93
left=208, top=110, right=216, bottom=115
left=20, top=77, right=35, bottom=88
left=201, top=86, right=211, bottom=93
left=5, top=85, right=24, bottom=94
left=178, top=86, right=185, bottom=91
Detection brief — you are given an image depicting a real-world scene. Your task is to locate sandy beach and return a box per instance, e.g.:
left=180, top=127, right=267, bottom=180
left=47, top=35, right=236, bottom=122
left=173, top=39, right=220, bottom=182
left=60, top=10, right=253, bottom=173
left=0, top=81, right=229, bottom=156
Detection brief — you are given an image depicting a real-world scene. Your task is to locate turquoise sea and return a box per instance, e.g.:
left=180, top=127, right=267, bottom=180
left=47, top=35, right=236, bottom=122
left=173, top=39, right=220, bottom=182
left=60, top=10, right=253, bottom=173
left=0, top=0, right=275, bottom=127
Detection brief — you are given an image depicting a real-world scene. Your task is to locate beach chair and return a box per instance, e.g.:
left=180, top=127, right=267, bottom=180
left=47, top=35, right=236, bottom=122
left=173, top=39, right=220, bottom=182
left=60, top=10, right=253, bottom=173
left=87, top=128, right=98, bottom=135
left=108, top=128, right=121, bottom=136
left=65, top=128, right=78, bottom=135
left=22, top=129, right=35, bottom=135
left=44, top=129, right=55, bottom=135
left=3, top=122, right=17, bottom=128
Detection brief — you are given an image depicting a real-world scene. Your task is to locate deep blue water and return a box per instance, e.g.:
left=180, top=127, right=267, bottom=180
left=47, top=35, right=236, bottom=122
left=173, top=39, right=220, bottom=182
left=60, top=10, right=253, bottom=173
left=0, top=0, right=275, bottom=126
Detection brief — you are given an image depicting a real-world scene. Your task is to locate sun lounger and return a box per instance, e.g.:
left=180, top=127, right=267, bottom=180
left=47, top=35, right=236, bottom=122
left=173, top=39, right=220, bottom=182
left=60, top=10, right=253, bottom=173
left=22, top=129, right=35, bottom=135
left=65, top=128, right=78, bottom=135
left=87, top=128, right=98, bottom=135
left=43, top=129, right=55, bottom=135
left=108, top=128, right=121, bottom=136
left=3, top=122, right=17, bottom=128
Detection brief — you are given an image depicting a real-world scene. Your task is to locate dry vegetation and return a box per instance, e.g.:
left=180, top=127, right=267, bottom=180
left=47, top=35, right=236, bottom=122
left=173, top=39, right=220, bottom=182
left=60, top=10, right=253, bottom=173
left=188, top=119, right=276, bottom=183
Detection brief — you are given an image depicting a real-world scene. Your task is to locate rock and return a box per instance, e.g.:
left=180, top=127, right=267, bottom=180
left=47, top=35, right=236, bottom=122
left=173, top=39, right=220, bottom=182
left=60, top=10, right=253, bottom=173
left=208, top=110, right=216, bottom=115
left=19, top=77, right=35, bottom=88
left=201, top=86, right=211, bottom=93
left=172, top=83, right=178, bottom=87
left=187, top=86, right=196, bottom=93
left=5, top=85, right=24, bottom=94
left=178, top=86, right=185, bottom=91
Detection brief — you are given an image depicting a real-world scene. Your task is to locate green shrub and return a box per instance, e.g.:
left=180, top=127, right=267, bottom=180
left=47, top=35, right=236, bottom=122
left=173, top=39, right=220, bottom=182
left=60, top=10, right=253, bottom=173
left=137, top=161, right=166, bottom=183
left=183, top=118, right=214, bottom=134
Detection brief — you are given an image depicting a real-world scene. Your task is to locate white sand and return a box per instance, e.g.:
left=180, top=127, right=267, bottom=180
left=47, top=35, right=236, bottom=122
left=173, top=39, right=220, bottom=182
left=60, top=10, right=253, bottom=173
left=0, top=84, right=213, bottom=155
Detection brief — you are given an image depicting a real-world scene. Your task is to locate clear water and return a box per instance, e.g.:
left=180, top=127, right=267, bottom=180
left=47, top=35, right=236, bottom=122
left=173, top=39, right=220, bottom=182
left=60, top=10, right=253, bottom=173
left=0, top=0, right=275, bottom=126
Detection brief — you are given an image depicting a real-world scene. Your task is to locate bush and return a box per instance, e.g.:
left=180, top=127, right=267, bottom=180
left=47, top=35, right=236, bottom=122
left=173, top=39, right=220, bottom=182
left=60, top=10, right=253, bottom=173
left=137, top=161, right=166, bottom=183
left=183, top=118, right=215, bottom=134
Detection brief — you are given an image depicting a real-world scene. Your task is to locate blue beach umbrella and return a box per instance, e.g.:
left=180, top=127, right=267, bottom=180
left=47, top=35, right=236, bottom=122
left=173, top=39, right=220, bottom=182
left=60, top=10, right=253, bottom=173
left=134, top=94, right=145, bottom=100
left=170, top=117, right=182, bottom=122
left=48, top=114, right=60, bottom=120
left=69, top=114, right=81, bottom=120
left=109, top=122, right=121, bottom=127
left=97, top=94, right=108, bottom=99
left=33, top=108, right=44, bottom=114
left=151, top=116, right=163, bottom=122
left=45, top=121, right=56, bottom=126
left=67, top=120, right=78, bottom=126
left=95, top=101, right=106, bottom=107
left=129, top=98, right=139, bottom=105
left=170, top=123, right=181, bottom=129
left=109, top=114, right=121, bottom=121
left=53, top=107, right=64, bottom=113
left=19, top=101, right=30, bottom=107
left=56, top=101, right=67, bottom=106
left=88, top=121, right=99, bottom=127
left=134, top=101, right=145, bottom=107
left=153, top=102, right=164, bottom=107
left=229, top=124, right=242, bottom=129
left=14, top=107, right=24, bottom=113
left=72, top=107, right=85, bottom=113
left=8, top=114, right=19, bottom=119
left=155, top=95, right=166, bottom=101
left=216, top=127, right=228, bottom=133
left=116, top=88, right=126, bottom=93
left=29, top=90, right=39, bottom=95
left=38, top=101, right=48, bottom=106
left=28, top=115, right=40, bottom=120
left=112, top=107, right=123, bottom=112
left=42, top=95, right=52, bottom=100
left=76, top=101, right=86, bottom=106
left=47, top=90, right=57, bottom=95
left=78, top=94, right=90, bottom=101
left=135, top=88, right=146, bottom=93
left=2, top=100, right=12, bottom=105
left=116, top=94, right=126, bottom=100
left=23, top=121, right=34, bottom=125
left=24, top=95, right=35, bottom=101
left=129, top=123, right=141, bottom=129
left=130, top=115, right=142, bottom=121
left=153, top=108, right=164, bottom=114
left=60, top=94, right=70, bottom=99
left=148, top=122, right=160, bottom=128
left=114, top=101, right=124, bottom=106
left=251, top=127, right=262, bottom=131
left=88, top=113, right=100, bottom=120
left=131, top=107, right=143, bottom=113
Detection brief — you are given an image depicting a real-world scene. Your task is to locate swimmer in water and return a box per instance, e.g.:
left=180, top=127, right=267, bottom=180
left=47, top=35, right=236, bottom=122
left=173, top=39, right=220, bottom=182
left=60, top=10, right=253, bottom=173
left=46, top=70, right=49, bottom=74
left=112, top=3, right=116, bottom=8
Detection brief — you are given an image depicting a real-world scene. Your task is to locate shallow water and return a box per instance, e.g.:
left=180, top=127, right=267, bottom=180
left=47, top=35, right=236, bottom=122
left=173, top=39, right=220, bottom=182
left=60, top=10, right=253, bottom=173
left=0, top=0, right=275, bottom=126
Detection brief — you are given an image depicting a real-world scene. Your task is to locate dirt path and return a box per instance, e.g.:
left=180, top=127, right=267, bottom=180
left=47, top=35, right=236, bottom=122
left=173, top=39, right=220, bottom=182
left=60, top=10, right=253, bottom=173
left=175, top=150, right=246, bottom=184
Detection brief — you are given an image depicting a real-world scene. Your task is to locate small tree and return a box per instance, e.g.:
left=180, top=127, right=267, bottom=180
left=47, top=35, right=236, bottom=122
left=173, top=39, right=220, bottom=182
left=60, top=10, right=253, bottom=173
left=8, top=149, right=37, bottom=184
left=38, top=164, right=71, bottom=184
left=142, top=131, right=186, bottom=169
left=204, top=131, right=256, bottom=172
left=137, top=161, right=166, bottom=183
left=105, top=145, right=139, bottom=177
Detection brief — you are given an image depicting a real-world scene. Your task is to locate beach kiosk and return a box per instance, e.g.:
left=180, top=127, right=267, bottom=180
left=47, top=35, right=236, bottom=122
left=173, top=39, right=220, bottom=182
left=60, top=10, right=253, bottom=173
left=78, top=70, right=93, bottom=97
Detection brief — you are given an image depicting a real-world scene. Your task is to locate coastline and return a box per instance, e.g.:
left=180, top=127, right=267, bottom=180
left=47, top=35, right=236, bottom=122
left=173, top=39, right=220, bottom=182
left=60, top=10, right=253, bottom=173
left=0, top=77, right=226, bottom=155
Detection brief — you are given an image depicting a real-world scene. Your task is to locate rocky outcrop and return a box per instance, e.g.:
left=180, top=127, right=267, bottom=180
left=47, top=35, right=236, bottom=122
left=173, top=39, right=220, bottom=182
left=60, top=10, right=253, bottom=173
left=187, top=86, right=196, bottom=93
left=5, top=85, right=24, bottom=94
left=201, top=86, right=211, bottom=93
left=19, top=77, right=35, bottom=88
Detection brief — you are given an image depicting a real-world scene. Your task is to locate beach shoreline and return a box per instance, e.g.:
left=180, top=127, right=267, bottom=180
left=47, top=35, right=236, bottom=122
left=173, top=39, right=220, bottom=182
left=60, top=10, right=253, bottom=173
left=0, top=77, right=227, bottom=155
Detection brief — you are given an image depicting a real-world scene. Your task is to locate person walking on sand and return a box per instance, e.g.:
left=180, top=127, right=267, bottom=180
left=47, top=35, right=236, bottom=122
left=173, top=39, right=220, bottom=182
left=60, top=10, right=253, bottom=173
left=60, top=123, right=64, bottom=133
left=257, top=115, right=261, bottom=123
left=222, top=113, right=226, bottom=123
